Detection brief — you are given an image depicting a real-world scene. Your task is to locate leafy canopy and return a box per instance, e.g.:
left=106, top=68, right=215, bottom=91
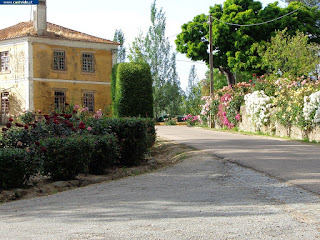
left=260, top=29, right=320, bottom=77
left=175, top=0, right=320, bottom=75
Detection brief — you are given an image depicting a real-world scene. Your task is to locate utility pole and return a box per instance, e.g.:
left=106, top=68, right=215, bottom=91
left=208, top=14, right=214, bottom=128
left=208, top=14, right=214, bottom=96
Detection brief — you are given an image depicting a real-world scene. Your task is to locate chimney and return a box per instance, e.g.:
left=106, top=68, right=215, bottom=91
left=33, top=0, right=47, bottom=36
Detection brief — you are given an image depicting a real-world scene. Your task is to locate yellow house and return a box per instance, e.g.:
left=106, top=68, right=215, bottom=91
left=0, top=0, right=119, bottom=124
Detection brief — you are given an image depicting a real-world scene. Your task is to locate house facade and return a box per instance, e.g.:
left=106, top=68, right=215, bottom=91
left=0, top=0, right=119, bottom=124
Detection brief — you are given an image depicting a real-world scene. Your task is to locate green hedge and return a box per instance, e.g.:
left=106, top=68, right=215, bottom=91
left=37, top=134, right=121, bottom=180
left=112, top=62, right=153, bottom=118
left=108, top=118, right=148, bottom=166
left=39, top=135, right=93, bottom=181
left=144, top=118, right=156, bottom=148
left=88, top=134, right=119, bottom=175
left=0, top=117, right=156, bottom=187
left=0, top=148, right=37, bottom=189
left=111, top=63, right=119, bottom=113
left=86, top=118, right=155, bottom=166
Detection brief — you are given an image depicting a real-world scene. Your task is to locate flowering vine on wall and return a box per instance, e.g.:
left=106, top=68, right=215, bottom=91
left=194, top=75, right=320, bottom=138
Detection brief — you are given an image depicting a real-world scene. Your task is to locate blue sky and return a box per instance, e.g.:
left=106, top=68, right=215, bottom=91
left=0, top=0, right=282, bottom=90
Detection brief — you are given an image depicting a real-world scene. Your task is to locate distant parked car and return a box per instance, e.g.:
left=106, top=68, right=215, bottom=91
left=177, top=115, right=186, bottom=122
left=157, top=114, right=169, bottom=122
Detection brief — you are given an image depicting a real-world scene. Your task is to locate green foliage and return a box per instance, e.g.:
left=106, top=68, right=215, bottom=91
left=113, top=62, right=153, bottom=118
left=184, top=82, right=202, bottom=116
left=201, top=69, right=228, bottom=96
left=113, top=29, right=126, bottom=63
left=144, top=118, right=157, bottom=148
left=0, top=148, right=37, bottom=189
left=272, top=77, right=319, bottom=130
left=99, top=118, right=151, bottom=166
left=129, top=1, right=183, bottom=118
left=283, top=0, right=320, bottom=8
left=162, top=53, right=184, bottom=116
left=88, top=134, right=120, bottom=175
left=184, top=65, right=202, bottom=116
left=19, top=111, right=36, bottom=124
left=85, top=117, right=156, bottom=165
left=165, top=119, right=177, bottom=125
left=183, top=114, right=201, bottom=126
left=176, top=0, right=320, bottom=82
left=1, top=128, right=34, bottom=149
left=260, top=29, right=320, bottom=78
left=0, top=110, right=85, bottom=149
left=111, top=64, right=119, bottom=110
left=39, top=135, right=92, bottom=181
left=0, top=105, right=156, bottom=187
left=249, top=74, right=277, bottom=97
left=200, top=82, right=252, bottom=129
left=226, top=93, right=244, bottom=126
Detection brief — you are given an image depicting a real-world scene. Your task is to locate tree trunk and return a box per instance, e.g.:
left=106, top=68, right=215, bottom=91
left=219, top=67, right=236, bottom=86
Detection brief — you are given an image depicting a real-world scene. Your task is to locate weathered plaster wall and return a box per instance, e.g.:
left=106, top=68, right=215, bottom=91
left=32, top=43, right=112, bottom=82
left=32, top=43, right=112, bottom=113
left=238, top=105, right=320, bottom=142
left=0, top=43, right=26, bottom=81
left=33, top=80, right=111, bottom=113
left=0, top=43, right=28, bottom=117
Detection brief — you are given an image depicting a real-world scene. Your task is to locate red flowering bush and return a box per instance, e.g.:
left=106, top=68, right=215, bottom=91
left=0, top=103, right=156, bottom=186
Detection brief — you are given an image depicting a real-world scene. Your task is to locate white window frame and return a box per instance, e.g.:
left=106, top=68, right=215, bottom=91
left=82, top=53, right=95, bottom=73
left=54, top=91, right=66, bottom=111
left=83, top=92, right=95, bottom=112
left=0, top=51, right=9, bottom=72
left=53, top=50, right=66, bottom=71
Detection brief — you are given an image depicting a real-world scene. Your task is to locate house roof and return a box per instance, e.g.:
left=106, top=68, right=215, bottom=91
left=0, top=21, right=120, bottom=45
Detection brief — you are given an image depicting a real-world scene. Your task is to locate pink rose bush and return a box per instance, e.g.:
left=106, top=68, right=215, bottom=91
left=183, top=114, right=201, bottom=126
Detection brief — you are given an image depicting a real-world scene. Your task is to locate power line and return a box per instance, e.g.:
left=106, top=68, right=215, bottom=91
left=168, top=6, right=302, bottom=39
left=168, top=20, right=207, bottom=39
left=212, top=7, right=302, bottom=27
left=176, top=59, right=206, bottom=64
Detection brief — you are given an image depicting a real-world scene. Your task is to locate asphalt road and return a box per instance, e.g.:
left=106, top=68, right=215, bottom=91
left=156, top=126, right=320, bottom=195
left=1, top=126, right=320, bottom=239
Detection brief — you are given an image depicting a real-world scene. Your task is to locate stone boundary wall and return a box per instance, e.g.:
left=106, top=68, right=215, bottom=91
left=238, top=106, right=320, bottom=142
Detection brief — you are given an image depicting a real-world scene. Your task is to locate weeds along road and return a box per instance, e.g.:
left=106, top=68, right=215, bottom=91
left=0, top=126, right=320, bottom=239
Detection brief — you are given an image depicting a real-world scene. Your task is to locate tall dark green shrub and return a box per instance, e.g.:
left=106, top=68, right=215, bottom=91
left=111, top=63, right=119, bottom=113
left=113, top=63, right=153, bottom=118
left=0, top=148, right=37, bottom=189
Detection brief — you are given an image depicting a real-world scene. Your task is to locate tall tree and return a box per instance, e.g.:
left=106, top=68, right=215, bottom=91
left=282, top=0, right=320, bottom=8
left=164, top=53, right=184, bottom=115
left=175, top=0, right=320, bottom=85
left=261, top=29, right=320, bottom=77
left=129, top=0, right=183, bottom=118
left=187, top=65, right=199, bottom=97
left=113, top=29, right=126, bottom=63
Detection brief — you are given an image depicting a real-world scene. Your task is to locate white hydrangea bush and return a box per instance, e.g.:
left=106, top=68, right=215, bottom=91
left=244, top=90, right=273, bottom=129
left=303, top=91, right=320, bottom=123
